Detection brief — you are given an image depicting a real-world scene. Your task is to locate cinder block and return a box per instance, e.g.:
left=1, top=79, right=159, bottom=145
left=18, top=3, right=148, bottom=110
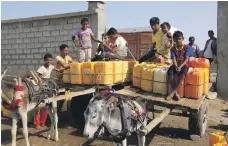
left=2, top=40, right=8, bottom=44
left=16, top=28, right=23, bottom=33
left=9, top=29, right=16, bottom=34
left=51, top=30, right=59, bottom=36
left=34, top=43, right=42, bottom=48
left=24, top=60, right=32, bottom=64
left=43, top=31, right=51, bottom=37
left=34, top=32, right=42, bottom=37
left=67, top=18, right=77, bottom=23
left=32, top=60, right=39, bottom=64
left=2, top=50, right=8, bottom=54
left=39, top=37, right=47, bottom=43
left=39, top=26, right=47, bottom=31
left=27, top=32, right=35, bottom=37
left=19, top=33, right=27, bottom=38
left=31, top=38, right=39, bottom=43
left=23, top=28, right=31, bottom=32
left=2, top=61, right=9, bottom=65
left=23, top=49, right=31, bottom=54
left=31, top=49, right=39, bottom=53
left=27, top=65, right=35, bottom=69
left=16, top=60, right=24, bottom=64
left=43, top=43, right=51, bottom=48
left=31, top=27, right=38, bottom=32
left=35, top=54, right=42, bottom=59
left=24, top=38, right=31, bottom=43
left=51, top=42, right=59, bottom=47
left=19, top=44, right=26, bottom=49
left=27, top=54, right=34, bottom=58
left=55, top=36, right=64, bottom=41
left=47, top=36, right=56, bottom=42
left=12, top=44, right=19, bottom=49
left=10, top=60, right=16, bottom=64
left=12, top=55, right=19, bottom=59
left=19, top=54, right=26, bottom=59
left=39, top=48, right=47, bottom=53
left=5, top=55, right=11, bottom=59
left=64, top=24, right=73, bottom=30
left=16, top=39, right=23, bottom=44
left=16, top=49, right=23, bottom=54
left=1, top=29, right=9, bottom=34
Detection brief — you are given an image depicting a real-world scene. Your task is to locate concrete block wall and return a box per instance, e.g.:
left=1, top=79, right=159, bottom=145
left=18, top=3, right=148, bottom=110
left=1, top=1, right=106, bottom=71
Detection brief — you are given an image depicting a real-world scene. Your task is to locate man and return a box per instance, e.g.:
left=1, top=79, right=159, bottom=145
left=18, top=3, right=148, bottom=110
left=188, top=36, right=200, bottom=58
left=139, top=17, right=163, bottom=63
left=203, top=30, right=217, bottom=64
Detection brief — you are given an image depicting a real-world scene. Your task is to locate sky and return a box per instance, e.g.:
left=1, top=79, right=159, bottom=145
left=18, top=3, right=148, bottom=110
left=1, top=1, right=217, bottom=50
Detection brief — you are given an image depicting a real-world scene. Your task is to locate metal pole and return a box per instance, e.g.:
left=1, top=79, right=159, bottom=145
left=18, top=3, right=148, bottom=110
left=127, top=47, right=136, bottom=61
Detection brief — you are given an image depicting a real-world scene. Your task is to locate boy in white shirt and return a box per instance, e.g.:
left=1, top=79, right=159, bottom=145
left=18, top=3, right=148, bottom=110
left=37, top=54, right=55, bottom=80
left=34, top=54, right=54, bottom=129
left=105, top=27, right=128, bottom=60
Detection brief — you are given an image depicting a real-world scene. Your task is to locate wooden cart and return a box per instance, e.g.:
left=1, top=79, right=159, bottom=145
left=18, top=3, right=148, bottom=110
left=112, top=85, right=213, bottom=140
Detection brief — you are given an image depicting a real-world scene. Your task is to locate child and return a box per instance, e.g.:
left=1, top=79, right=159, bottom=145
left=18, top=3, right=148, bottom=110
left=105, top=27, right=128, bottom=60
left=155, top=22, right=173, bottom=64
left=37, top=54, right=55, bottom=80
left=139, top=17, right=163, bottom=63
left=55, top=44, right=73, bottom=87
left=34, top=54, right=55, bottom=129
left=72, top=17, right=102, bottom=62
left=167, top=31, right=192, bottom=101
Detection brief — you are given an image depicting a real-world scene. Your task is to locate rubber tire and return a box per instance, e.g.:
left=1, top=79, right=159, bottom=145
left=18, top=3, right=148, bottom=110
left=188, top=99, right=208, bottom=140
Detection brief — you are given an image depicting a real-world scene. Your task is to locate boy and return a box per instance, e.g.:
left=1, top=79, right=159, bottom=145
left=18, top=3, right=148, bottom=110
left=188, top=36, right=200, bottom=58
left=139, top=17, right=164, bottom=63
left=34, top=54, right=55, bottom=129
left=167, top=31, right=191, bottom=101
left=105, top=27, right=128, bottom=60
left=155, top=22, right=173, bottom=64
left=72, top=17, right=102, bottom=62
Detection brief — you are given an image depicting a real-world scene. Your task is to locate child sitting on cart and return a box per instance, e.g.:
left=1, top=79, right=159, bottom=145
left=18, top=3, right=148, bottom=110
left=105, top=27, right=128, bottom=60
left=155, top=22, right=173, bottom=65
left=167, top=31, right=192, bottom=101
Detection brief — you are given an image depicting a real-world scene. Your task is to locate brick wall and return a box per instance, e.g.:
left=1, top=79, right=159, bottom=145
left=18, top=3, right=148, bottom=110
left=1, top=2, right=106, bottom=71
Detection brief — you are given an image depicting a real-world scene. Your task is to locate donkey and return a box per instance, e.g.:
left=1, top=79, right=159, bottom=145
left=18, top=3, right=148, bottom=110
left=1, top=71, right=59, bottom=146
left=83, top=90, right=148, bottom=146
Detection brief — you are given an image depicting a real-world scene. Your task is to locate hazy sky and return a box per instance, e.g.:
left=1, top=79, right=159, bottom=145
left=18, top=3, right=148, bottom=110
left=1, top=1, right=217, bottom=49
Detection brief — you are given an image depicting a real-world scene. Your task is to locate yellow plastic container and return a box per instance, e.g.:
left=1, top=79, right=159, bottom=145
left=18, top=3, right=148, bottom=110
left=113, top=61, right=123, bottom=84
left=63, top=70, right=71, bottom=83
left=133, top=63, right=144, bottom=78
left=94, top=62, right=113, bottom=85
left=141, top=79, right=153, bottom=92
left=141, top=67, right=156, bottom=92
left=70, top=62, right=82, bottom=84
left=82, top=62, right=95, bottom=84
left=199, top=68, right=209, bottom=95
left=209, top=132, right=227, bottom=146
left=133, top=77, right=141, bottom=88
left=122, top=61, right=137, bottom=82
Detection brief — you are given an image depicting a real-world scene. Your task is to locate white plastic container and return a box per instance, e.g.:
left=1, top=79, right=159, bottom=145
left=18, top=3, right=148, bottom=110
left=153, top=67, right=169, bottom=95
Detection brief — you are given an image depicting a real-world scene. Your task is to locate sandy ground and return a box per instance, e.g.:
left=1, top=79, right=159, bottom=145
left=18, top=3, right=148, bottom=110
left=1, top=64, right=228, bottom=146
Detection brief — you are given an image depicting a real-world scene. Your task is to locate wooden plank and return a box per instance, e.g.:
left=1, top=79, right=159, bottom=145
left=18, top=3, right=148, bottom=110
left=42, top=88, right=95, bottom=103
left=114, top=85, right=212, bottom=111
left=139, top=108, right=171, bottom=136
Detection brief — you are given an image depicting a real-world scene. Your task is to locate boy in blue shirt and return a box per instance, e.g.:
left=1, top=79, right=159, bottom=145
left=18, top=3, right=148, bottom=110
left=167, top=31, right=192, bottom=100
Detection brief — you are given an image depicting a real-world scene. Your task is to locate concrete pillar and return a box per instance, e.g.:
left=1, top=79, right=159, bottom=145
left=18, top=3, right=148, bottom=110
left=217, top=1, right=228, bottom=98
left=88, top=1, right=106, bottom=58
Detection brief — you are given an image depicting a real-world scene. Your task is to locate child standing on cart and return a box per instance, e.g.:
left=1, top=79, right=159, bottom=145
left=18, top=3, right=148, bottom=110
left=167, top=31, right=192, bottom=101
left=72, top=17, right=102, bottom=62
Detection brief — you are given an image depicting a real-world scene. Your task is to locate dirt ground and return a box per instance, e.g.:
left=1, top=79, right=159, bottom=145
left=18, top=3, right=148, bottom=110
left=1, top=64, right=228, bottom=146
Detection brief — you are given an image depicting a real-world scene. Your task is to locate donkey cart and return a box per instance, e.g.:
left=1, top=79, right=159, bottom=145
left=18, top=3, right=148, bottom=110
left=111, top=84, right=214, bottom=141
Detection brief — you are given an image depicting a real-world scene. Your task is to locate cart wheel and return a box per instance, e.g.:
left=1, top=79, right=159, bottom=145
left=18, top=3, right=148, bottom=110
left=188, top=99, right=208, bottom=140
